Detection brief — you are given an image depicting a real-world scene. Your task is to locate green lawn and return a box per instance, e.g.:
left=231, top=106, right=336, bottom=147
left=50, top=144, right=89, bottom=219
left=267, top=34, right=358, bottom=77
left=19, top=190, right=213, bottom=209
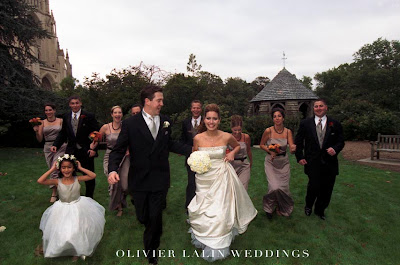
left=0, top=147, right=399, bottom=265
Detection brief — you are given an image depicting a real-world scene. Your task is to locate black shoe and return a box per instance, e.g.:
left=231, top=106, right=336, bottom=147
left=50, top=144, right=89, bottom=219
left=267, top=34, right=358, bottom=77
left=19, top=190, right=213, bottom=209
left=315, top=213, right=326, bottom=220
left=148, top=257, right=158, bottom=265
left=304, top=207, right=312, bottom=216
left=266, top=212, right=273, bottom=219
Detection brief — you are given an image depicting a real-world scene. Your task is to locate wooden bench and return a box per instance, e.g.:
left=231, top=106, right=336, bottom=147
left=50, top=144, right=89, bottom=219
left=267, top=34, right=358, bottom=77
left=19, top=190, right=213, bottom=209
left=370, top=134, right=400, bottom=160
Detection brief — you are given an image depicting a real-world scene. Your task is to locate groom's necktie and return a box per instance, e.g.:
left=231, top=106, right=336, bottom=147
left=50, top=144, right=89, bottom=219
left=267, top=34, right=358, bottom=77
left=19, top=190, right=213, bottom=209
left=194, top=120, right=198, bottom=129
left=149, top=116, right=157, bottom=140
left=316, top=118, right=324, bottom=148
left=72, top=113, right=78, bottom=136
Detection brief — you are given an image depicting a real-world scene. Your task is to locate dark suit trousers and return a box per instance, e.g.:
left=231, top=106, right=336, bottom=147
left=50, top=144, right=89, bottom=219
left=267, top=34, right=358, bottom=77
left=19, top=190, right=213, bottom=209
left=73, top=148, right=95, bottom=198
left=185, top=162, right=196, bottom=209
left=306, top=165, right=336, bottom=214
left=131, top=189, right=167, bottom=258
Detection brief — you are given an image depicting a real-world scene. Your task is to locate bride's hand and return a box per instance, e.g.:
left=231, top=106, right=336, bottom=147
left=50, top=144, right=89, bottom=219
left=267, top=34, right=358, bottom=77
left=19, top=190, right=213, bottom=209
left=224, top=151, right=235, bottom=162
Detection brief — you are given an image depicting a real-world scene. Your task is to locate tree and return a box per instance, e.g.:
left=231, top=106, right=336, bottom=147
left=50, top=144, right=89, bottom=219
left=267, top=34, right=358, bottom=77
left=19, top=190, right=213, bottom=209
left=300, top=75, right=313, bottom=90
left=250, top=76, right=270, bottom=93
left=315, top=38, right=400, bottom=139
left=186, top=53, right=202, bottom=76
left=221, top=77, right=255, bottom=116
left=0, top=0, right=50, bottom=86
left=353, top=38, right=400, bottom=70
left=0, top=0, right=61, bottom=136
left=163, top=74, right=200, bottom=116
left=78, top=67, right=150, bottom=124
left=59, top=76, right=77, bottom=90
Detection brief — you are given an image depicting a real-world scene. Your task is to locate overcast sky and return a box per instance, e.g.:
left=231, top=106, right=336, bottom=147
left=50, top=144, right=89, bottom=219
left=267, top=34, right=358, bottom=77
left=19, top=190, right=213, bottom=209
left=50, top=0, right=400, bottom=84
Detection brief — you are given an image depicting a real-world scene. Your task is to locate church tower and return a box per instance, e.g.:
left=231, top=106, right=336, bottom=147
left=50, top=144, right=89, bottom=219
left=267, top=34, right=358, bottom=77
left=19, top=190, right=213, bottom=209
left=25, top=0, right=73, bottom=90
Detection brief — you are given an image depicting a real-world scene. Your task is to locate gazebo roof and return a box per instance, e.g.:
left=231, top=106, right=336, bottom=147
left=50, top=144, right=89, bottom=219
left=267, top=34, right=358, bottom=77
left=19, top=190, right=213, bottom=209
left=250, top=68, right=318, bottom=102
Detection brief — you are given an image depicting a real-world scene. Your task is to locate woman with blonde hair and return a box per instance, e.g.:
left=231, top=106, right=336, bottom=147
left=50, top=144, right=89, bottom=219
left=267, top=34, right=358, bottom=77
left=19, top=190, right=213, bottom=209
left=91, top=106, right=129, bottom=216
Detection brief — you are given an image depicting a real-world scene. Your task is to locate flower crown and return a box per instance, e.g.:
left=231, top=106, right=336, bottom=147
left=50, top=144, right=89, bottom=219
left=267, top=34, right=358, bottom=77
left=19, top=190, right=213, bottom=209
left=56, top=154, right=77, bottom=169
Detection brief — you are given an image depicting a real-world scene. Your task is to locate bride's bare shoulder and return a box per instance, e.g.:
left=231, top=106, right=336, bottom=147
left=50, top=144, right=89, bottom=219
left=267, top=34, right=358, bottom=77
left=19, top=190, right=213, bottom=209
left=194, top=132, right=206, bottom=140
left=221, top=131, right=232, bottom=139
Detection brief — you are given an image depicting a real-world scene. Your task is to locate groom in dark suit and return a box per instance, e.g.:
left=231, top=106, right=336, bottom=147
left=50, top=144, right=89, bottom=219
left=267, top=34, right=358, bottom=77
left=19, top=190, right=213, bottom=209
left=51, top=95, right=99, bottom=198
left=108, top=85, right=192, bottom=265
left=181, top=100, right=202, bottom=209
left=295, top=99, right=344, bottom=220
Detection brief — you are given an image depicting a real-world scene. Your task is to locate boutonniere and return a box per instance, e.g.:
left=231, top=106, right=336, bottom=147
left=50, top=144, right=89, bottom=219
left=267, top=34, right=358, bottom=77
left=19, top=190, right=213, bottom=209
left=163, top=121, right=170, bottom=129
left=328, top=121, right=334, bottom=127
left=80, top=115, right=86, bottom=119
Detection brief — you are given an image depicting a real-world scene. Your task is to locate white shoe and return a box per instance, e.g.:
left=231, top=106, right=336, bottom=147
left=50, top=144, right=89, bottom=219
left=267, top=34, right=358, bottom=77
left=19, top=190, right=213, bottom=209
left=81, top=255, right=86, bottom=260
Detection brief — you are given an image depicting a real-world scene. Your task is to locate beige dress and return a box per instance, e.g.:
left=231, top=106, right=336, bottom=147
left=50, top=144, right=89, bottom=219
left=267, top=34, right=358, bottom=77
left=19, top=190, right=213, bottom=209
left=43, top=124, right=66, bottom=180
left=188, top=146, right=257, bottom=261
left=263, top=133, right=294, bottom=216
left=103, top=129, right=130, bottom=211
left=230, top=141, right=251, bottom=190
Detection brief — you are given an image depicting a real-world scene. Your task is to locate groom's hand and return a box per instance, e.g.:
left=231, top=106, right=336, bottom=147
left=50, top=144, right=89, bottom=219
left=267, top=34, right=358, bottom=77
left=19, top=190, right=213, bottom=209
left=326, top=147, right=336, bottom=156
left=298, top=159, right=307, bottom=166
left=108, top=171, right=120, bottom=185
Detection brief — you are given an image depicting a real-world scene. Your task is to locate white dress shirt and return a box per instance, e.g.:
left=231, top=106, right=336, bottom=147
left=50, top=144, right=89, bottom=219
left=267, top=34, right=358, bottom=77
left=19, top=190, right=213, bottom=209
left=142, top=110, right=160, bottom=133
left=315, top=115, right=327, bottom=129
left=71, top=109, right=82, bottom=120
left=191, top=116, right=201, bottom=128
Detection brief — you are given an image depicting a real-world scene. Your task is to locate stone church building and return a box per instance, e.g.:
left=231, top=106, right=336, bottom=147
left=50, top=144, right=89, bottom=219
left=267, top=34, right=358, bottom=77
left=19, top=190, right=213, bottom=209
left=26, top=0, right=72, bottom=90
left=248, top=68, right=318, bottom=118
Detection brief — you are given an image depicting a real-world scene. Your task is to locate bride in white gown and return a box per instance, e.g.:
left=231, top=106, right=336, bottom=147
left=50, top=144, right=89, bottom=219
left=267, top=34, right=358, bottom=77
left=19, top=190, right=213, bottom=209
left=187, top=104, right=257, bottom=262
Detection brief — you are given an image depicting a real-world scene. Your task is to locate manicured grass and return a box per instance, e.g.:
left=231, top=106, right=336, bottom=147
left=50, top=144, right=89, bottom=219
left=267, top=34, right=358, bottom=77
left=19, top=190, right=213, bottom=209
left=0, top=147, right=399, bottom=264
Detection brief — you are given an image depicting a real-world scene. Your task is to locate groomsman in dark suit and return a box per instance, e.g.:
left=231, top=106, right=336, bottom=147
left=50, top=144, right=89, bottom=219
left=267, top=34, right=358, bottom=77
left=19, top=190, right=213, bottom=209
left=108, top=85, right=191, bottom=265
left=131, top=103, right=142, bottom=116
left=181, top=100, right=202, bottom=209
left=51, top=95, right=99, bottom=198
left=295, top=99, right=345, bottom=220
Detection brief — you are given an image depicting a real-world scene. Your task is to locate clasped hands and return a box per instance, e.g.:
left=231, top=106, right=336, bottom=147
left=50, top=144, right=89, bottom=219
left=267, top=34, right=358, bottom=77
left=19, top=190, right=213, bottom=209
left=108, top=171, right=120, bottom=185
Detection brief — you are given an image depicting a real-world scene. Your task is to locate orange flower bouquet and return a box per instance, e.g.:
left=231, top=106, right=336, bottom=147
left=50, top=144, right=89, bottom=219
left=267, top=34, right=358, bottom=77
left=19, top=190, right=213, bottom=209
left=29, top=117, right=42, bottom=126
left=268, top=143, right=281, bottom=154
left=89, top=131, right=103, bottom=142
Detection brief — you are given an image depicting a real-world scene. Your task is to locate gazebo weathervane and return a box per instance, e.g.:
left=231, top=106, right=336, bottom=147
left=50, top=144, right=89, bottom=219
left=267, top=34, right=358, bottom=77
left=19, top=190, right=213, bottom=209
left=282, top=52, right=287, bottom=68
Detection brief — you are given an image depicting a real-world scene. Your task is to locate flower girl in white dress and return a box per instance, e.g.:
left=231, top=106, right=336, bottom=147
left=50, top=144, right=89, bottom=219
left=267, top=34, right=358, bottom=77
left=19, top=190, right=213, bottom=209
left=37, top=154, right=105, bottom=261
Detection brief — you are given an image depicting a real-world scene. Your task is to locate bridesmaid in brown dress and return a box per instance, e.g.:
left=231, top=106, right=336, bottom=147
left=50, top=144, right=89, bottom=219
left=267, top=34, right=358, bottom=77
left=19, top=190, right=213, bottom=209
left=33, top=103, right=66, bottom=202
left=229, top=115, right=252, bottom=190
left=260, top=108, right=296, bottom=219
left=91, top=106, right=129, bottom=216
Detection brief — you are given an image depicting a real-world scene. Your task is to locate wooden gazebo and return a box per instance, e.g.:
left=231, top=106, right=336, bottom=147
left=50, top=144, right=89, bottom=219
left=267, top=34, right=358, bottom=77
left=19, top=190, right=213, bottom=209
left=248, top=68, right=318, bottom=118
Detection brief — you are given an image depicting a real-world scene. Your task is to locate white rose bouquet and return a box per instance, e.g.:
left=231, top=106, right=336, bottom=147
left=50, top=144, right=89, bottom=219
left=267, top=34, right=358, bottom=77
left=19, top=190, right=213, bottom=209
left=187, top=151, right=212, bottom=174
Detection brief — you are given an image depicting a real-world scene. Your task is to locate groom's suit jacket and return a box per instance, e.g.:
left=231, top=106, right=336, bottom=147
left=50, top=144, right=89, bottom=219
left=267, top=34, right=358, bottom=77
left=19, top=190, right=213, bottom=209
left=53, top=110, right=99, bottom=155
left=295, top=116, right=344, bottom=176
left=109, top=113, right=192, bottom=192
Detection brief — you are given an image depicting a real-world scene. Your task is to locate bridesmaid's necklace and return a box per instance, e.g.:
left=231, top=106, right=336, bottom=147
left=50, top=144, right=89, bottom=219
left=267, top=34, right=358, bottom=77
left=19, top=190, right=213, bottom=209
left=47, top=117, right=56, bottom=122
left=273, top=125, right=284, bottom=134
left=112, top=121, right=121, bottom=131
left=234, top=133, right=242, bottom=141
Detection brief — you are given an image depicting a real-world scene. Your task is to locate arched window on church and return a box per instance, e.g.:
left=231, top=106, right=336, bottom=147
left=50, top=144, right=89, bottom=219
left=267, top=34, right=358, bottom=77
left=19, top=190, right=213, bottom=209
left=41, top=76, right=52, bottom=91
